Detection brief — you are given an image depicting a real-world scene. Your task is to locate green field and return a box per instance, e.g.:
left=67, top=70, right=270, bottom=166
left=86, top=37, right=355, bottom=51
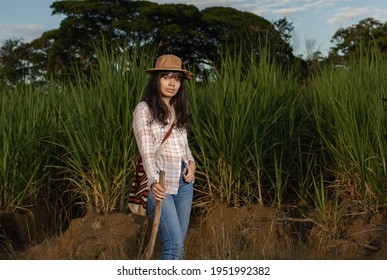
left=1, top=47, right=386, bottom=232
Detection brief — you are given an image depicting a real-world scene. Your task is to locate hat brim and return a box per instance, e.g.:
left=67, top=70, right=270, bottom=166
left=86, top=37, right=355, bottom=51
left=145, top=68, right=194, bottom=79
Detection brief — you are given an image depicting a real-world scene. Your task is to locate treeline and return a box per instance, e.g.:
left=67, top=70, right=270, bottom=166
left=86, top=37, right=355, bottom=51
left=2, top=1, right=387, bottom=86
left=0, top=0, right=295, bottom=85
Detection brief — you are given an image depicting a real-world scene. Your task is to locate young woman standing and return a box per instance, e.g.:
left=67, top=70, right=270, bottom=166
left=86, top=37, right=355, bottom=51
left=132, top=54, right=196, bottom=260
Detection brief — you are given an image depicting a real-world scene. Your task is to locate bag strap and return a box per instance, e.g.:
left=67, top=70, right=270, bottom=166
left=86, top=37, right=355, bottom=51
left=155, top=110, right=175, bottom=159
left=161, top=123, right=174, bottom=144
left=160, top=108, right=176, bottom=144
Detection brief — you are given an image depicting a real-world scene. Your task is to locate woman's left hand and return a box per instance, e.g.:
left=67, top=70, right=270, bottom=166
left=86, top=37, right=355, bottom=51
left=184, top=161, right=196, bottom=183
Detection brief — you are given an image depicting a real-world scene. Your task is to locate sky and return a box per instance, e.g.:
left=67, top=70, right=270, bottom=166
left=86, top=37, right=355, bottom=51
left=1, top=0, right=387, bottom=57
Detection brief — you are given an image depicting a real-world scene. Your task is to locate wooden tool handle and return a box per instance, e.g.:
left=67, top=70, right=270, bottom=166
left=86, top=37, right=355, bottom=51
left=144, top=170, right=165, bottom=260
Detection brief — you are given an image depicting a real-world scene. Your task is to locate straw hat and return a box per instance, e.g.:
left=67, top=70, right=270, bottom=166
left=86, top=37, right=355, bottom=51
left=145, top=54, right=194, bottom=79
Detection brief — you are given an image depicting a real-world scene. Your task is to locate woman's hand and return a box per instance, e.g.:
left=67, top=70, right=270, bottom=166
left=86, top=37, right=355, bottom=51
left=151, top=182, right=166, bottom=201
left=184, top=161, right=196, bottom=183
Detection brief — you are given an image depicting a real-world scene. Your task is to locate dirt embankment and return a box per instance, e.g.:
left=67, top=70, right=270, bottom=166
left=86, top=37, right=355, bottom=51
left=1, top=201, right=386, bottom=260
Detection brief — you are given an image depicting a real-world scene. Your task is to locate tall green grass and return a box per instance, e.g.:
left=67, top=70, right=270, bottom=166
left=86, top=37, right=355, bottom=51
left=308, top=48, right=387, bottom=208
left=59, top=46, right=150, bottom=214
left=0, top=45, right=385, bottom=217
left=0, top=84, right=62, bottom=211
left=190, top=50, right=302, bottom=207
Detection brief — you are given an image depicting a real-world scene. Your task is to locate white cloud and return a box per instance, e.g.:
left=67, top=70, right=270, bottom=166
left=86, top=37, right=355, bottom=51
left=1, top=24, right=43, bottom=36
left=154, top=0, right=344, bottom=19
left=327, top=6, right=387, bottom=27
left=273, top=6, right=308, bottom=15
left=374, top=8, right=387, bottom=21
left=154, top=0, right=240, bottom=9
left=327, top=7, right=372, bottom=26
left=0, top=23, right=44, bottom=42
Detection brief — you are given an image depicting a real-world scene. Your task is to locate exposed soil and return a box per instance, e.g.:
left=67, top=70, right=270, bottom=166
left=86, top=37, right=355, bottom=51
left=1, top=200, right=386, bottom=260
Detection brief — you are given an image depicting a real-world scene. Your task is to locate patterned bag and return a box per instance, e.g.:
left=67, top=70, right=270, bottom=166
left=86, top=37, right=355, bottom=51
left=128, top=155, right=148, bottom=216
left=128, top=122, right=174, bottom=216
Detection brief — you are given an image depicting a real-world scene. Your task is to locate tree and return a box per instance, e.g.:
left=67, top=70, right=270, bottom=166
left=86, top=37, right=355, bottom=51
left=47, top=0, right=206, bottom=77
left=329, top=17, right=387, bottom=62
left=199, top=7, right=294, bottom=68
left=49, top=1, right=295, bottom=77
left=0, top=0, right=297, bottom=82
left=273, top=17, right=294, bottom=45
left=0, top=39, right=32, bottom=84
left=137, top=3, right=204, bottom=66
left=48, top=0, right=140, bottom=76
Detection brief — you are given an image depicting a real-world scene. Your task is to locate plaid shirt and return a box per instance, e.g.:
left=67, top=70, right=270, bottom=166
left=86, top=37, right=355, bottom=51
left=132, top=101, right=195, bottom=194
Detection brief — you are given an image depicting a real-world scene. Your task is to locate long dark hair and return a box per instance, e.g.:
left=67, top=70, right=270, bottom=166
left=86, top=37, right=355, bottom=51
left=142, top=71, right=191, bottom=130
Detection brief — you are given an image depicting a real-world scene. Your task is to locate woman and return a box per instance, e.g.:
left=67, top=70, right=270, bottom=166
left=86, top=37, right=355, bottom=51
left=132, top=54, right=196, bottom=260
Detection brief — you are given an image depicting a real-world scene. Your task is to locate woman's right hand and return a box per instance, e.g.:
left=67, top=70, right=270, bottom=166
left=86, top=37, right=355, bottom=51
left=151, top=182, right=166, bottom=201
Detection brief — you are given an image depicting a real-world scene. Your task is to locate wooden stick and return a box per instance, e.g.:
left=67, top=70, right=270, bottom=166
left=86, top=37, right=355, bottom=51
left=144, top=170, right=165, bottom=260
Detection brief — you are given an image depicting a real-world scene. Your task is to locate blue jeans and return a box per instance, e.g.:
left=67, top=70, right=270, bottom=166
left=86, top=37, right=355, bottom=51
left=147, top=163, right=193, bottom=260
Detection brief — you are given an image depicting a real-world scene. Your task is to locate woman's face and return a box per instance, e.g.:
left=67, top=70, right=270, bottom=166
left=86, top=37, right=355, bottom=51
left=159, top=72, right=182, bottom=100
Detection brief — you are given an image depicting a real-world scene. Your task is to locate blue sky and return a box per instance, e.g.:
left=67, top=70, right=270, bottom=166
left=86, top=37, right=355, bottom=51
left=1, top=0, right=387, bottom=57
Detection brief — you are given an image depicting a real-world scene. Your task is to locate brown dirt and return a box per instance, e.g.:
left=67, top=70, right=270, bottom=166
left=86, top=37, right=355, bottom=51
left=1, top=200, right=386, bottom=260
